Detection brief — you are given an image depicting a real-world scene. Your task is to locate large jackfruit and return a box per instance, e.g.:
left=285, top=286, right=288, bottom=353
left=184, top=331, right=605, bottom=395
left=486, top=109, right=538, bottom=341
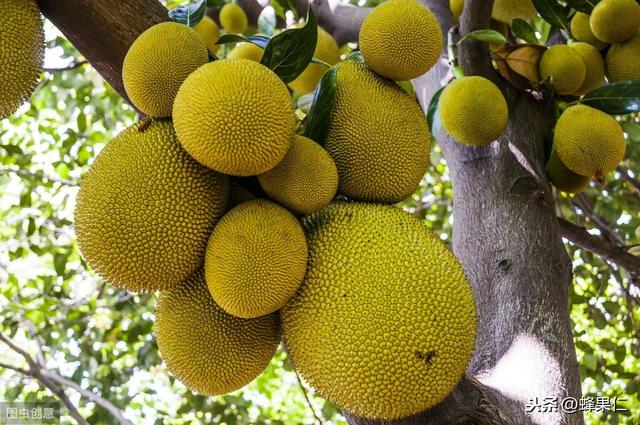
left=227, top=42, right=264, bottom=62
left=554, top=105, right=626, bottom=177
left=74, top=121, right=229, bottom=292
left=282, top=202, right=476, bottom=420
left=570, top=42, right=605, bottom=96
left=0, top=0, right=44, bottom=119
left=545, top=150, right=590, bottom=194
left=570, top=12, right=609, bottom=50
left=156, top=268, right=281, bottom=395
left=123, top=22, right=208, bottom=117
left=289, top=27, right=341, bottom=94
left=539, top=45, right=586, bottom=95
left=590, top=0, right=640, bottom=43
left=324, top=59, right=431, bottom=203
left=258, top=135, right=338, bottom=215
left=219, top=3, right=248, bottom=34
left=205, top=199, right=308, bottom=319
left=194, top=16, right=220, bottom=55
left=359, top=0, right=442, bottom=81
left=173, top=58, right=296, bottom=176
left=606, top=31, right=640, bottom=82
left=492, top=0, right=537, bottom=23
left=439, top=76, right=508, bottom=147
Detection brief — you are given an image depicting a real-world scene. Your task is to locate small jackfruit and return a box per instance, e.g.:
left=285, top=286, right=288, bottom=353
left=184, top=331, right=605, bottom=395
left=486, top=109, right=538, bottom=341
left=282, top=202, right=476, bottom=420
left=324, top=59, right=431, bottom=203
left=0, top=0, right=44, bottom=119
left=156, top=268, right=281, bottom=395
left=194, top=16, right=221, bottom=55
left=570, top=42, right=605, bottom=96
left=258, top=135, right=338, bottom=215
left=450, top=0, right=464, bottom=22
left=219, top=3, right=248, bottom=34
left=545, top=150, right=590, bottom=194
left=173, top=58, right=296, bottom=176
left=74, top=121, right=229, bottom=292
left=590, top=0, right=640, bottom=43
left=289, top=27, right=341, bottom=94
left=227, top=42, right=264, bottom=61
left=359, top=0, right=442, bottom=81
left=554, top=105, right=626, bottom=177
left=439, top=76, right=508, bottom=147
left=606, top=31, right=640, bottom=82
left=570, top=12, right=609, bottom=50
left=122, top=22, right=208, bottom=117
left=205, top=200, right=308, bottom=319
left=492, top=0, right=537, bottom=23
left=539, top=45, right=586, bottom=95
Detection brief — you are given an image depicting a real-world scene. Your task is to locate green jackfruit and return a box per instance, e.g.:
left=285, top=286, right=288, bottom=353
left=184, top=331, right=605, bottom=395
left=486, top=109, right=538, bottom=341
left=545, top=150, right=590, bottom=194
left=570, top=42, right=605, bottom=96
left=194, top=16, right=220, bottom=55
left=570, top=12, right=609, bottom=50
left=606, top=30, right=640, bottom=82
left=492, top=0, right=537, bottom=23
left=590, top=0, right=640, bottom=43
left=227, top=42, right=264, bottom=61
left=539, top=45, right=586, bottom=95
left=219, top=3, right=248, bottom=34
left=450, top=0, right=464, bottom=21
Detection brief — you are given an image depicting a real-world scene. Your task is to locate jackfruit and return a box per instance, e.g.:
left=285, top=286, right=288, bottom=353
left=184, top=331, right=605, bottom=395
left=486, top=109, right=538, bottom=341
left=74, top=121, right=229, bottom=292
left=439, top=76, right=508, bottom=147
left=606, top=31, right=640, bottom=82
left=323, top=59, right=431, bottom=203
left=450, top=0, right=464, bottom=22
left=219, top=3, right=248, bottom=34
left=289, top=27, right=341, bottom=94
left=359, top=0, right=442, bottom=81
left=0, top=0, right=44, bottom=119
left=545, top=150, right=590, bottom=194
left=554, top=105, right=626, bottom=177
left=227, top=42, right=264, bottom=61
left=492, top=0, right=537, bottom=23
left=590, top=0, right=640, bottom=43
left=205, top=199, right=307, bottom=319
left=122, top=22, right=208, bottom=117
left=539, top=45, right=586, bottom=95
left=570, top=12, right=609, bottom=50
left=282, top=202, right=476, bottom=420
left=570, top=42, right=605, bottom=96
left=258, top=135, right=338, bottom=215
left=173, top=58, right=296, bottom=176
left=194, top=16, right=220, bottom=55
left=156, top=268, right=281, bottom=395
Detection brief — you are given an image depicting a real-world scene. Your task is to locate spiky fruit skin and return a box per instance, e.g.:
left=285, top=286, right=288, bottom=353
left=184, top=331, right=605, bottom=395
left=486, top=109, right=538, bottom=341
left=258, top=135, right=338, bottom=215
left=205, top=200, right=308, bottom=319
left=590, top=0, right=640, bottom=43
left=282, top=202, right=476, bottom=420
left=606, top=31, right=640, bottom=82
left=545, top=150, right=590, bottom=194
left=439, top=76, right=508, bottom=147
left=227, top=42, right=264, bottom=61
left=173, top=58, right=296, bottom=176
left=74, top=121, right=229, bottom=292
left=450, top=0, right=464, bottom=22
left=359, top=0, right=442, bottom=81
left=194, top=16, right=221, bottom=55
left=570, top=12, right=609, bottom=50
left=554, top=105, right=626, bottom=177
left=491, top=0, right=537, bottom=23
left=122, top=22, right=208, bottom=117
left=156, top=268, right=281, bottom=395
left=324, top=60, right=431, bottom=203
left=0, top=0, right=44, bottom=119
left=289, top=27, right=341, bottom=94
left=220, top=3, right=248, bottom=34
left=539, top=45, right=586, bottom=95
left=570, top=42, right=605, bottom=96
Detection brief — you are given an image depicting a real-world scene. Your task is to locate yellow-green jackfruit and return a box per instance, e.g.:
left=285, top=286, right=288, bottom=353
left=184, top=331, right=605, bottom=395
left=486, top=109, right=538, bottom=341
left=545, top=150, right=590, bottom=194
left=570, top=12, right=609, bottom=50
left=554, top=105, right=626, bottom=177
left=289, top=27, right=341, bottom=94
left=74, top=121, right=229, bottom=292
left=227, top=42, right=264, bottom=61
left=282, top=202, right=476, bottom=420
left=220, top=3, right=248, bottom=34
left=324, top=59, right=431, bottom=203
left=439, top=76, right=508, bottom=147
left=492, top=0, right=537, bottom=23
left=205, top=199, right=308, bottom=319
left=450, top=0, right=464, bottom=22
left=539, top=45, right=586, bottom=95
left=590, top=0, right=640, bottom=43
left=258, top=135, right=338, bottom=215
left=0, top=0, right=44, bottom=119
left=194, top=16, right=221, bottom=55
left=156, top=268, right=281, bottom=395
left=122, top=22, right=208, bottom=117
left=173, top=58, right=296, bottom=176
left=570, top=42, right=605, bottom=96
left=606, top=30, right=640, bottom=81
left=359, top=0, right=442, bottom=81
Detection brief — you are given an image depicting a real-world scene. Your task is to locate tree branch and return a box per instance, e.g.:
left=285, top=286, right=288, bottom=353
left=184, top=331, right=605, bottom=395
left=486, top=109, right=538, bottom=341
left=0, top=166, right=79, bottom=187
left=618, top=166, right=640, bottom=195
left=571, top=193, right=625, bottom=246
left=303, top=0, right=372, bottom=46
left=458, top=0, right=496, bottom=79
left=43, top=60, right=88, bottom=73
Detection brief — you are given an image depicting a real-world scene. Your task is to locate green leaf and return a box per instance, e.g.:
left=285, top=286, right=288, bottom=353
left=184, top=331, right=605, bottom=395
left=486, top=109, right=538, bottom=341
left=580, top=81, right=640, bottom=115
left=54, top=252, right=67, bottom=276
left=261, top=8, right=318, bottom=83
left=168, top=0, right=207, bottom=27
left=511, top=19, right=540, bottom=44
left=216, top=34, right=270, bottom=49
left=304, top=65, right=337, bottom=145
left=271, top=0, right=297, bottom=17
left=565, top=0, right=600, bottom=14
left=77, top=112, right=87, bottom=133
left=427, top=86, right=445, bottom=135
left=583, top=353, right=598, bottom=371
left=460, top=29, right=507, bottom=45
left=532, top=0, right=570, bottom=32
